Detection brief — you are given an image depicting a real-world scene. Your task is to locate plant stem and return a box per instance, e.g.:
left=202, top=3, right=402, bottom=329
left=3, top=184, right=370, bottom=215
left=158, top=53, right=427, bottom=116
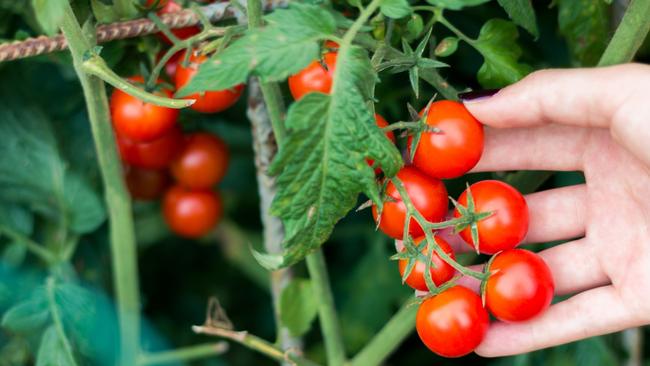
left=82, top=54, right=192, bottom=108
left=348, top=302, right=418, bottom=366
left=60, top=5, right=141, bottom=366
left=0, top=226, right=57, bottom=264
left=46, top=277, right=78, bottom=366
left=305, top=251, right=347, bottom=365
left=382, top=121, right=421, bottom=132
left=193, top=326, right=321, bottom=366
left=138, top=343, right=228, bottom=365
left=598, top=0, right=650, bottom=66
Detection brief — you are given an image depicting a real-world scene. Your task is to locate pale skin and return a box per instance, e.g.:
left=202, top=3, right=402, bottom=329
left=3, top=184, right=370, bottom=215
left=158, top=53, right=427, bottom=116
left=437, top=63, right=650, bottom=357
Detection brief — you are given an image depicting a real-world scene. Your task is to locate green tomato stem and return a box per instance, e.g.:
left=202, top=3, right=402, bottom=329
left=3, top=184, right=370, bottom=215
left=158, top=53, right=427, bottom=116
left=598, top=0, right=650, bottom=66
left=0, top=225, right=57, bottom=264
left=138, top=342, right=228, bottom=365
left=82, top=53, right=193, bottom=109
left=60, top=4, right=141, bottom=366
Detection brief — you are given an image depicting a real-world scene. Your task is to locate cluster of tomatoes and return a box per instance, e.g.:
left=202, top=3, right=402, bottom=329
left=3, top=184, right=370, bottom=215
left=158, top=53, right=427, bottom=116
left=110, top=15, right=243, bottom=238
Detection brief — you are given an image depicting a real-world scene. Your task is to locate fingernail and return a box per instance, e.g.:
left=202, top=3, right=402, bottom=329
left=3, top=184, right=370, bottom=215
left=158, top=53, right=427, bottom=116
left=458, top=89, right=500, bottom=102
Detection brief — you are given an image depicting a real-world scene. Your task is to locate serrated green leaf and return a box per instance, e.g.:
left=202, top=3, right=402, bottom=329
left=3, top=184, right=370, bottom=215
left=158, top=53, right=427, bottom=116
left=258, top=46, right=403, bottom=269
left=32, top=0, right=67, bottom=36
left=497, top=0, right=538, bottom=37
left=380, top=0, right=412, bottom=19
left=2, top=288, right=49, bottom=333
left=178, top=3, right=336, bottom=96
left=0, top=92, right=106, bottom=234
left=36, top=326, right=76, bottom=366
left=557, top=0, right=608, bottom=66
left=279, top=279, right=318, bottom=337
left=425, top=0, right=490, bottom=10
left=472, top=19, right=533, bottom=88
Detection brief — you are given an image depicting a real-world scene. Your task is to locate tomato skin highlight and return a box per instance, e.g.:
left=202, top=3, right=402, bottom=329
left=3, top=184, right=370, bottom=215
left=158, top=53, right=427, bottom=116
left=454, top=180, right=529, bottom=254
left=409, top=100, right=484, bottom=179
left=367, top=114, right=396, bottom=174
left=175, top=51, right=244, bottom=113
left=288, top=52, right=337, bottom=100
left=485, top=249, right=555, bottom=322
left=110, top=76, right=179, bottom=142
left=398, top=236, right=456, bottom=291
left=163, top=185, right=222, bottom=238
left=171, top=132, right=229, bottom=189
left=372, top=166, right=448, bottom=240
left=117, top=126, right=183, bottom=169
left=125, top=166, right=170, bottom=201
left=416, top=286, right=489, bottom=358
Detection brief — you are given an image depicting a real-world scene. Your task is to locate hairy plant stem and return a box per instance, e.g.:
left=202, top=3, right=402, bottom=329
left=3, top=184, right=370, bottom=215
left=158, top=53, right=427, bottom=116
left=59, top=4, right=141, bottom=365
left=193, top=326, right=321, bottom=366
left=348, top=302, right=417, bottom=366
left=138, top=343, right=229, bottom=365
left=599, top=0, right=650, bottom=66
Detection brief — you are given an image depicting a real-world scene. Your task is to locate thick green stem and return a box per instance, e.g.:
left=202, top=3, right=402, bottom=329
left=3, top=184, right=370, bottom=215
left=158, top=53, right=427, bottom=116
left=46, top=278, right=78, bottom=366
left=192, top=326, right=321, bottom=366
left=82, top=54, right=192, bottom=108
left=138, top=343, right=228, bottom=365
left=348, top=302, right=417, bottom=366
left=60, top=5, right=141, bottom=366
left=598, top=0, right=650, bottom=66
left=304, top=251, right=347, bottom=366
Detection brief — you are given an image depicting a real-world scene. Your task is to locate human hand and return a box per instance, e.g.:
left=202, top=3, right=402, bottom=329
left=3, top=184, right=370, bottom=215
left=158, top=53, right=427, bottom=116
left=448, top=63, right=650, bottom=357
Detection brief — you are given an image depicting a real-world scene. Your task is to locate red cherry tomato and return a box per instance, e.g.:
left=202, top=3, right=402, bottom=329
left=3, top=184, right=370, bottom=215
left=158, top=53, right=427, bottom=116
left=117, top=126, right=183, bottom=169
left=454, top=180, right=529, bottom=254
left=163, top=185, right=222, bottom=238
left=171, top=132, right=229, bottom=189
left=367, top=114, right=396, bottom=174
left=408, top=100, right=484, bottom=179
left=398, top=236, right=455, bottom=291
left=156, top=1, right=201, bottom=44
left=416, top=286, right=489, bottom=358
left=175, top=51, right=244, bottom=113
left=125, top=166, right=170, bottom=201
left=372, top=166, right=447, bottom=240
left=485, top=249, right=554, bottom=322
left=110, top=76, right=179, bottom=142
left=288, top=52, right=337, bottom=100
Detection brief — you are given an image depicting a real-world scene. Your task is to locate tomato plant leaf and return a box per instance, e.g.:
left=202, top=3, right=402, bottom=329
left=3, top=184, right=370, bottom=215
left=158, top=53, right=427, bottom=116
left=380, top=0, right=412, bottom=19
left=36, top=326, right=76, bottom=366
left=497, top=0, right=538, bottom=38
left=472, top=19, right=533, bottom=88
left=425, top=0, right=490, bottom=10
left=1, top=288, right=49, bottom=333
left=178, top=3, right=336, bottom=96
left=557, top=0, right=608, bottom=66
left=0, top=93, right=106, bottom=234
left=0, top=203, right=34, bottom=235
left=255, top=46, right=402, bottom=269
left=279, top=278, right=318, bottom=337
left=31, top=0, right=67, bottom=36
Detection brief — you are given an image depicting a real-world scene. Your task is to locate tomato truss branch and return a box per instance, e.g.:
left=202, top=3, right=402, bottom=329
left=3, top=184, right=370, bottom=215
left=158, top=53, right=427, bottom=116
left=138, top=342, right=229, bottom=366
left=0, top=0, right=288, bottom=63
left=192, top=325, right=321, bottom=366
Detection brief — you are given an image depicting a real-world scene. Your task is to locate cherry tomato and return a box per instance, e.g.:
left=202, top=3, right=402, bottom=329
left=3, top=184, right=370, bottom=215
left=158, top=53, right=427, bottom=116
left=145, top=0, right=169, bottom=8
left=175, top=51, right=244, bottom=113
left=416, top=286, right=489, bottom=358
left=408, top=100, right=484, bottom=179
left=117, top=126, right=183, bottom=169
left=398, top=236, right=455, bottom=291
left=454, top=180, right=529, bottom=254
left=288, top=52, right=337, bottom=100
left=171, top=132, right=229, bottom=189
left=372, top=166, right=447, bottom=240
left=110, top=76, right=179, bottom=142
left=125, top=166, right=170, bottom=201
left=163, top=185, right=222, bottom=238
left=367, top=114, right=396, bottom=174
left=156, top=1, right=201, bottom=44
left=485, top=249, right=554, bottom=322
